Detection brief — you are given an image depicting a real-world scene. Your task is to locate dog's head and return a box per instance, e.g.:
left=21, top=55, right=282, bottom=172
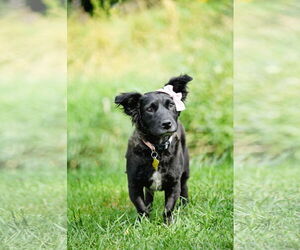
left=115, top=74, right=193, bottom=137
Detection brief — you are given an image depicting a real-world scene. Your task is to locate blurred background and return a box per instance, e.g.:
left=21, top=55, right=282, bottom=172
left=67, top=0, right=233, bottom=169
left=235, top=0, right=300, bottom=248
left=67, top=0, right=233, bottom=248
left=0, top=0, right=66, bottom=248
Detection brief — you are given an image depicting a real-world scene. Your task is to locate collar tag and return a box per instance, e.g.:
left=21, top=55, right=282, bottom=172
left=152, top=157, right=159, bottom=171
left=142, top=136, right=173, bottom=171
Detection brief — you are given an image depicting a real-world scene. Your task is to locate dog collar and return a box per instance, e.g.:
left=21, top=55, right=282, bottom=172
left=142, top=136, right=173, bottom=171
left=155, top=136, right=173, bottom=151
left=142, top=136, right=173, bottom=152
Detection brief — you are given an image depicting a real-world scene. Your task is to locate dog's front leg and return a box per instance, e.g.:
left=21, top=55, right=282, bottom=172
left=145, top=188, right=154, bottom=211
left=128, top=184, right=149, bottom=218
left=164, top=181, right=181, bottom=224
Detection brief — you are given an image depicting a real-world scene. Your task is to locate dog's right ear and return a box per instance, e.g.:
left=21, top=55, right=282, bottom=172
left=114, top=92, right=142, bottom=117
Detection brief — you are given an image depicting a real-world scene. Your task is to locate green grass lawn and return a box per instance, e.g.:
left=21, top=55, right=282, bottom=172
left=0, top=168, right=66, bottom=249
left=234, top=0, right=300, bottom=248
left=0, top=78, right=66, bottom=248
left=0, top=77, right=67, bottom=249
left=0, top=11, right=67, bottom=249
left=68, top=160, right=233, bottom=249
left=235, top=164, right=300, bottom=249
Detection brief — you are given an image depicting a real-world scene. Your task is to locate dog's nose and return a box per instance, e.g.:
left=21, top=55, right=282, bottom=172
left=162, top=120, right=172, bottom=129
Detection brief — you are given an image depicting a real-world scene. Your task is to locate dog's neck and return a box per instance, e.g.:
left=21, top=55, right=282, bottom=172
left=137, top=131, right=172, bottom=148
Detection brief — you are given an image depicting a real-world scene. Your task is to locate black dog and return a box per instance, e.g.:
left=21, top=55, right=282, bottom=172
left=115, top=74, right=193, bottom=223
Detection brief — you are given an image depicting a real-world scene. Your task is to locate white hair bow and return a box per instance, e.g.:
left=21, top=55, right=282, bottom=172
left=156, top=85, right=185, bottom=111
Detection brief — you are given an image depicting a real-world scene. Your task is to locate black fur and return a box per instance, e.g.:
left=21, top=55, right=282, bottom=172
left=115, top=74, right=193, bottom=223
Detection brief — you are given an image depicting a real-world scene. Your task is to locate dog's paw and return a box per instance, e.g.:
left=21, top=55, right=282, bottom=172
left=137, top=211, right=150, bottom=222
left=163, top=215, right=175, bottom=225
left=179, top=197, right=189, bottom=207
left=163, top=210, right=175, bottom=225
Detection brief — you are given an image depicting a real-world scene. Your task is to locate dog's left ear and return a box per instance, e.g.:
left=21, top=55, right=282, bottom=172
left=114, top=92, right=142, bottom=119
left=165, top=74, right=193, bottom=101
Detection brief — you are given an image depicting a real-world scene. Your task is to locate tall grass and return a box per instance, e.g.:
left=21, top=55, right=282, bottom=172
left=68, top=1, right=233, bottom=168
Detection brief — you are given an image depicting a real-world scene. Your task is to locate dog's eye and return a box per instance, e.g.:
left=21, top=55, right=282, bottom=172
left=168, top=103, right=175, bottom=109
left=146, top=107, right=154, bottom=112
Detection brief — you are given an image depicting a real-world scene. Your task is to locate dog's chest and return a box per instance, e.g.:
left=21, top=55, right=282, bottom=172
left=149, top=171, right=163, bottom=191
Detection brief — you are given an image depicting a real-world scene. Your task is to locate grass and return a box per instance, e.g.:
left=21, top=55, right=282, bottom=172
left=0, top=169, right=66, bottom=249
left=235, top=164, right=300, bottom=249
left=0, top=10, right=66, bottom=249
left=234, top=0, right=300, bottom=163
left=234, top=0, right=300, bottom=248
left=68, top=161, right=233, bottom=249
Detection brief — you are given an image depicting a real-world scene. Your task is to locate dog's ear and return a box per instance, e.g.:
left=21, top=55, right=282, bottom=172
left=165, top=74, right=193, bottom=101
left=114, top=92, right=142, bottom=118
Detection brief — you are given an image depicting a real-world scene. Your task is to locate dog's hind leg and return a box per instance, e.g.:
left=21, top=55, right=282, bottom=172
left=144, top=188, right=154, bottom=211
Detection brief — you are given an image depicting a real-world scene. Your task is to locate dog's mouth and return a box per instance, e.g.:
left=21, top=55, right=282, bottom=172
left=154, top=126, right=177, bottom=137
left=161, top=129, right=176, bottom=136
